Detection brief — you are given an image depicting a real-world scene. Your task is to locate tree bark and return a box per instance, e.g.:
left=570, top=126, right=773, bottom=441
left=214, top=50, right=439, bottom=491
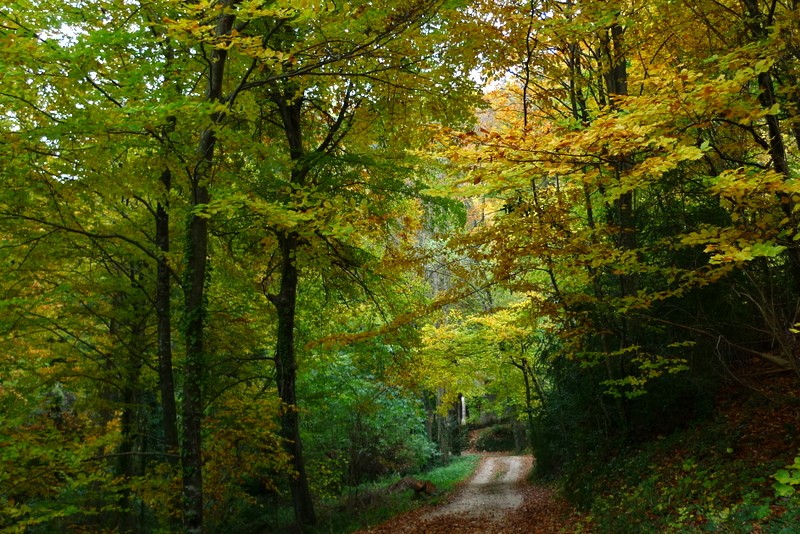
left=515, top=357, right=536, bottom=451
left=156, top=169, right=178, bottom=460
left=182, top=195, right=207, bottom=534
left=267, top=92, right=317, bottom=527
left=741, top=0, right=800, bottom=292
left=181, top=6, right=236, bottom=532
left=270, top=231, right=317, bottom=527
left=602, top=21, right=637, bottom=300
left=117, top=380, right=142, bottom=533
left=599, top=18, right=632, bottom=434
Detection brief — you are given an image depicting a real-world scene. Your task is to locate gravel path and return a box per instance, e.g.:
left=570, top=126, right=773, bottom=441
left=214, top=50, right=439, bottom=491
left=361, top=454, right=535, bottom=533
left=424, top=455, right=531, bottom=524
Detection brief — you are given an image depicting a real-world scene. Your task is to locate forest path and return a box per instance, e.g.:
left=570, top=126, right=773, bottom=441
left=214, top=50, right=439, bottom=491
left=360, top=454, right=576, bottom=533
left=425, top=454, right=531, bottom=525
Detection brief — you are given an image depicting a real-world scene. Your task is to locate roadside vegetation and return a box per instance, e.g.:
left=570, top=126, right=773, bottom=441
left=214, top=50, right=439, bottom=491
left=556, top=370, right=800, bottom=532
left=307, top=454, right=481, bottom=534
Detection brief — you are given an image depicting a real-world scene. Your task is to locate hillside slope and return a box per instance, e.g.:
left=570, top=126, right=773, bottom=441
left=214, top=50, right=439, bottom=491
left=565, top=365, right=800, bottom=532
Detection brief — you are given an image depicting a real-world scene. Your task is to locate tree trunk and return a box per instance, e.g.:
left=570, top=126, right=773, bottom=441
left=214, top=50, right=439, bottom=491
left=181, top=200, right=207, bottom=534
left=117, top=381, right=142, bottom=533
left=156, top=168, right=178, bottom=460
left=436, top=388, right=450, bottom=464
left=600, top=19, right=632, bottom=434
left=108, top=273, right=147, bottom=533
left=181, top=7, right=236, bottom=532
left=603, top=21, right=637, bottom=300
left=740, top=0, right=800, bottom=292
left=266, top=90, right=318, bottom=527
left=270, top=231, right=317, bottom=527
left=518, top=358, right=536, bottom=451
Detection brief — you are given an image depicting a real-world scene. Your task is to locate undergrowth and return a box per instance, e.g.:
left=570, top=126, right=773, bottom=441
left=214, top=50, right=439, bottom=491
left=309, top=453, right=480, bottom=533
left=564, top=374, right=800, bottom=532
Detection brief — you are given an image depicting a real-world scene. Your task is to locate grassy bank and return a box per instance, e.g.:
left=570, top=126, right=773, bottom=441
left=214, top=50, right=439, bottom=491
left=310, top=453, right=481, bottom=533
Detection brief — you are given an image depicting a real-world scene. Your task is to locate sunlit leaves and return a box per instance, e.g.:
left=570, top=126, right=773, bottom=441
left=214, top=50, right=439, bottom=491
left=415, top=299, right=546, bottom=416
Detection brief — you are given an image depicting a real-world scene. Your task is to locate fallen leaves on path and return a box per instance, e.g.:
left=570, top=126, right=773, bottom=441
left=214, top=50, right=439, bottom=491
left=502, top=483, right=588, bottom=533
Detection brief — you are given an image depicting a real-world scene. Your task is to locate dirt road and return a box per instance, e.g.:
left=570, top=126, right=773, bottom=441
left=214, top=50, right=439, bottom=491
left=361, top=454, right=536, bottom=533
left=426, top=455, right=532, bottom=524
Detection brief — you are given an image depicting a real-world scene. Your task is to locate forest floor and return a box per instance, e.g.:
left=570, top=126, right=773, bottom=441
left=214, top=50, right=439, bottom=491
left=358, top=453, right=584, bottom=533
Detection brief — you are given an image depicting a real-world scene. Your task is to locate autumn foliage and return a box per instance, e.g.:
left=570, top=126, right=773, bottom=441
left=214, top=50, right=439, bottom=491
left=5, top=0, right=800, bottom=532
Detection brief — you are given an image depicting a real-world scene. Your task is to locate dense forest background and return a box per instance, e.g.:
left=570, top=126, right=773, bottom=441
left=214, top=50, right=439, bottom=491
left=4, top=0, right=800, bottom=532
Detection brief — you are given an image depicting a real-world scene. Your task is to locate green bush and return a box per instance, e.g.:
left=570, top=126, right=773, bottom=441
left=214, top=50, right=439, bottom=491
left=300, top=356, right=436, bottom=491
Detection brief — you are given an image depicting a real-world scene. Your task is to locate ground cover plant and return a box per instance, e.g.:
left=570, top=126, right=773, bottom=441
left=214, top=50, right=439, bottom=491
left=564, top=369, right=800, bottom=532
